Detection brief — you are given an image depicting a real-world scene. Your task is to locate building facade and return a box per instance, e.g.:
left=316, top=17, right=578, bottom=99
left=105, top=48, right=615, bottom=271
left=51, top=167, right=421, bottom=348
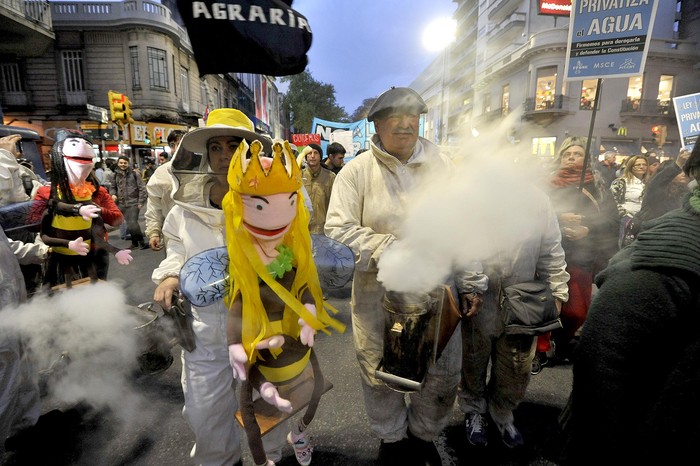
left=0, top=0, right=282, bottom=167
left=414, top=0, right=700, bottom=159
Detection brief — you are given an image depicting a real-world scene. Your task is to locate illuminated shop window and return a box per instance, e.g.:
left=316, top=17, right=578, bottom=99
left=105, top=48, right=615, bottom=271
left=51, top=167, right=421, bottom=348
left=580, top=79, right=597, bottom=110
left=535, top=66, right=557, bottom=110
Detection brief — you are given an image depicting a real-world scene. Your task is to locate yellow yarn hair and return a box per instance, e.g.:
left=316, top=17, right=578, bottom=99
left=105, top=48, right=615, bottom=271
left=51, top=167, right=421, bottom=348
left=223, top=139, right=345, bottom=362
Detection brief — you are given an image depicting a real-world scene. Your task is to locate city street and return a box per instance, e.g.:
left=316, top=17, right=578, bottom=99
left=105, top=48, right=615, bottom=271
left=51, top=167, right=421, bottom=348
left=18, top=226, right=573, bottom=466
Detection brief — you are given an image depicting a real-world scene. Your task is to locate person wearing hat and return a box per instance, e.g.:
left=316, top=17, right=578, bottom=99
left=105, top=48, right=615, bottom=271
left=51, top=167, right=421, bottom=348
left=300, top=143, right=335, bottom=235
left=325, top=87, right=462, bottom=465
left=152, top=108, right=284, bottom=466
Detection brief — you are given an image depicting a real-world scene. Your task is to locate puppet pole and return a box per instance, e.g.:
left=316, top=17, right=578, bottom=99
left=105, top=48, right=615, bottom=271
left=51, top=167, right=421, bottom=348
left=578, top=78, right=602, bottom=192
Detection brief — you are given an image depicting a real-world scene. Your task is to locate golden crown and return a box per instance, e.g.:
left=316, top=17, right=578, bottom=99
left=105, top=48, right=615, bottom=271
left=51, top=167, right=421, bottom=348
left=228, top=139, right=302, bottom=195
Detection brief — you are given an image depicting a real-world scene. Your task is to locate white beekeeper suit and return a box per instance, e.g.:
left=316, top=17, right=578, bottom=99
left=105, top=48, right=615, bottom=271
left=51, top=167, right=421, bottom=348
left=151, top=110, right=286, bottom=466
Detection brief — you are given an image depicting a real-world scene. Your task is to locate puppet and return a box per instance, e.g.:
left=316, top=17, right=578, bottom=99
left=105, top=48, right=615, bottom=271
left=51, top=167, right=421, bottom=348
left=39, top=130, right=132, bottom=290
left=223, top=139, right=345, bottom=466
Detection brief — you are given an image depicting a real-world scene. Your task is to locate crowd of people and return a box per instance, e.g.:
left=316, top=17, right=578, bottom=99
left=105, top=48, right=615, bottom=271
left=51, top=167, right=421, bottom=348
left=2, top=86, right=699, bottom=466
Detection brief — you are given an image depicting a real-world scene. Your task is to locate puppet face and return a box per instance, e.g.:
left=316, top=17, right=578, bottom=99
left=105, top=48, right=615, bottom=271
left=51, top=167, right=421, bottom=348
left=242, top=191, right=298, bottom=242
left=62, top=137, right=95, bottom=186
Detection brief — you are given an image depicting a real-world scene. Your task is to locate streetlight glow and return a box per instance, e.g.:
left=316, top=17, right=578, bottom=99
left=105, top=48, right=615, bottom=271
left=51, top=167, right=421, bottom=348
left=422, top=16, right=456, bottom=146
left=422, top=18, right=456, bottom=52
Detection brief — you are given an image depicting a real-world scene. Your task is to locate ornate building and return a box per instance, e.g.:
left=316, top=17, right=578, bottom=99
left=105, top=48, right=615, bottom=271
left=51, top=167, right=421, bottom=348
left=413, top=0, right=700, bottom=159
left=0, top=0, right=282, bottom=165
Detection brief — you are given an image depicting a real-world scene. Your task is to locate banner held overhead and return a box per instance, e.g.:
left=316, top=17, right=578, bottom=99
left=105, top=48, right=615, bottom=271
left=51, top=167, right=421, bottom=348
left=176, top=0, right=312, bottom=77
left=564, top=0, right=659, bottom=81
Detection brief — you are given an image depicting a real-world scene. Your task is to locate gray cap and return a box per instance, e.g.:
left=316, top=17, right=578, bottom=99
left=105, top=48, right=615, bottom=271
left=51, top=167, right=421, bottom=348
left=367, top=87, right=428, bottom=122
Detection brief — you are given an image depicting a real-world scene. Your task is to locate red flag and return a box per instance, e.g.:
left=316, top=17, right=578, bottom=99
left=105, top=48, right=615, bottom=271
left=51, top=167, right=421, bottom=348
left=175, top=0, right=312, bottom=77
left=203, top=105, right=210, bottom=123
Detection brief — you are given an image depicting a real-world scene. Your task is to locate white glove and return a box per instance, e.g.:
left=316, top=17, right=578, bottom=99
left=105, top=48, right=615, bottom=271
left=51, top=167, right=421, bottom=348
left=115, top=249, right=133, bottom=265
left=78, top=204, right=101, bottom=221
left=228, top=343, right=248, bottom=381
left=68, top=237, right=89, bottom=255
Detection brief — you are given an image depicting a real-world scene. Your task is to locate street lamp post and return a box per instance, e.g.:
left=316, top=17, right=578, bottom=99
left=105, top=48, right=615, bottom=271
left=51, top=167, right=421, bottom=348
left=423, top=18, right=456, bottom=146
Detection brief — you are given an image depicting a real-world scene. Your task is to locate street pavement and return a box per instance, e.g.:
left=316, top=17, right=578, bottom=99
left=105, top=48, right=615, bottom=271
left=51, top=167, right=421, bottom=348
left=15, top=226, right=573, bottom=466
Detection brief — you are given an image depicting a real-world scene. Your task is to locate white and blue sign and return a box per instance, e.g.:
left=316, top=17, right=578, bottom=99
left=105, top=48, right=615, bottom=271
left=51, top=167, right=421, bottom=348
left=564, top=0, right=659, bottom=81
left=311, top=116, right=426, bottom=157
left=673, top=92, right=700, bottom=151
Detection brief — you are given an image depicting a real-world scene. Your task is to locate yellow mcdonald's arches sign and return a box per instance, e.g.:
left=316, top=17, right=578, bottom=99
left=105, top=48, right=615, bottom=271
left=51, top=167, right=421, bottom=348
left=617, top=126, right=627, bottom=136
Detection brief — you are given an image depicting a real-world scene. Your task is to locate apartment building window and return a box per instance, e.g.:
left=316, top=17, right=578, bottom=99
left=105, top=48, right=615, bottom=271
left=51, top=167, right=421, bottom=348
left=580, top=79, right=597, bottom=110
left=0, top=63, right=23, bottom=92
left=626, top=76, right=643, bottom=110
left=535, top=66, right=557, bottom=110
left=130, top=46, right=141, bottom=89
left=180, top=66, right=190, bottom=111
left=61, top=50, right=85, bottom=92
left=501, top=84, right=510, bottom=115
left=200, top=80, right=208, bottom=112
left=147, top=47, right=169, bottom=90
left=212, top=87, right=220, bottom=108
left=658, top=75, right=674, bottom=114
left=482, top=93, right=491, bottom=113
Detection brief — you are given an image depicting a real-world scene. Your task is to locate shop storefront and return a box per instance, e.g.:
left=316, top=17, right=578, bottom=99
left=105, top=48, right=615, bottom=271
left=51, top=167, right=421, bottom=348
left=81, top=121, right=189, bottom=166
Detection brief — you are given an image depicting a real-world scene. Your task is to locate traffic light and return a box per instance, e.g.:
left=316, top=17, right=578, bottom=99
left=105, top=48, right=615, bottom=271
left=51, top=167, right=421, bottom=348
left=651, top=125, right=667, bottom=147
left=155, top=129, right=163, bottom=145
left=123, top=95, right=134, bottom=124
left=108, top=91, right=134, bottom=124
left=144, top=130, right=151, bottom=146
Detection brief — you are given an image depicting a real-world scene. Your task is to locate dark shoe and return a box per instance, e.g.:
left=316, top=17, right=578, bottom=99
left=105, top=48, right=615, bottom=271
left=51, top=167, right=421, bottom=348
left=500, top=422, right=524, bottom=449
left=131, top=243, right=139, bottom=249
left=465, top=412, right=488, bottom=447
left=407, top=430, right=441, bottom=466
left=139, top=242, right=149, bottom=250
left=377, top=438, right=411, bottom=465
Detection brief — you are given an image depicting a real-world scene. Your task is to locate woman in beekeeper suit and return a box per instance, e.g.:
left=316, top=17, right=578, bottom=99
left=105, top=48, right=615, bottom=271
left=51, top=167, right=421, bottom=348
left=151, top=108, right=287, bottom=466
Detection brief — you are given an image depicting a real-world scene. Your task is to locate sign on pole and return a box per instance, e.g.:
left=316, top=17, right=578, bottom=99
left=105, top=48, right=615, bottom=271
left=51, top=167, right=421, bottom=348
left=86, top=103, right=109, bottom=124
left=673, top=92, right=700, bottom=151
left=564, top=0, right=659, bottom=81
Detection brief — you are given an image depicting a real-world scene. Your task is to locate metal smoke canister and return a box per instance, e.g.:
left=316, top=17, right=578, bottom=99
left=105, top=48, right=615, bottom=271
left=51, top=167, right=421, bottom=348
left=376, top=290, right=441, bottom=392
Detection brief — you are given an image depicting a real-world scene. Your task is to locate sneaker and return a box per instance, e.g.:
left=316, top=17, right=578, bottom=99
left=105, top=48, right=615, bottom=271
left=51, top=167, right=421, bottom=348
left=500, top=423, right=524, bottom=449
left=465, top=412, right=488, bottom=447
left=287, top=431, right=313, bottom=466
left=531, top=353, right=548, bottom=375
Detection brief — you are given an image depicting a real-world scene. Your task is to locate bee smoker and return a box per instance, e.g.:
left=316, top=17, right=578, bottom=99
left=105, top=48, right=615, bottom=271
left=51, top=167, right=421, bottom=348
left=375, top=288, right=445, bottom=392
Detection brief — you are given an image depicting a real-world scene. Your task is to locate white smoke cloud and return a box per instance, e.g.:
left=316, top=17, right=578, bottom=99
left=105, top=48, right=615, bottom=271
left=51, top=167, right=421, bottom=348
left=377, top=107, right=558, bottom=294
left=0, top=281, right=160, bottom=423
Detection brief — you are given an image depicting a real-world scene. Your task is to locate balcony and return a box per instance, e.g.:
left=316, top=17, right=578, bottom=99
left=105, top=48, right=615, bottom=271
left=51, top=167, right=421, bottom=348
left=488, top=12, right=526, bottom=47
left=50, top=0, right=191, bottom=50
left=488, top=0, right=521, bottom=23
left=0, top=0, right=55, bottom=56
left=472, top=107, right=506, bottom=126
left=523, top=95, right=576, bottom=122
left=58, top=90, right=89, bottom=107
left=0, top=90, right=32, bottom=108
left=620, top=98, right=673, bottom=118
